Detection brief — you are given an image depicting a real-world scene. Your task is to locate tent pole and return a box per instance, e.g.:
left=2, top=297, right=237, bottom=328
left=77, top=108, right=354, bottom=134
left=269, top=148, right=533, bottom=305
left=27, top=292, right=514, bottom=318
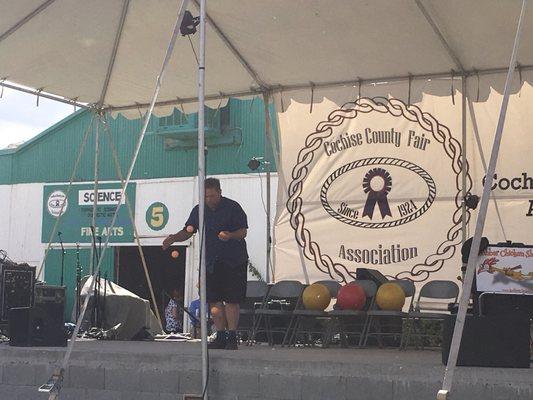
left=467, top=98, right=508, bottom=240
left=262, top=92, right=310, bottom=284
left=0, top=81, right=88, bottom=109
left=263, top=94, right=272, bottom=283
left=101, top=114, right=164, bottom=330
left=106, top=64, right=533, bottom=113
left=197, top=0, right=208, bottom=398
left=438, top=0, right=527, bottom=398
left=39, top=1, right=191, bottom=397
left=89, top=114, right=100, bottom=275
left=461, top=77, right=467, bottom=251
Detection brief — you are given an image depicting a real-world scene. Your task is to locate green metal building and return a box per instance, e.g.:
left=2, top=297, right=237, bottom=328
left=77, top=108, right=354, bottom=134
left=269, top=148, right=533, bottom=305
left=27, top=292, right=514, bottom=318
left=0, top=98, right=278, bottom=321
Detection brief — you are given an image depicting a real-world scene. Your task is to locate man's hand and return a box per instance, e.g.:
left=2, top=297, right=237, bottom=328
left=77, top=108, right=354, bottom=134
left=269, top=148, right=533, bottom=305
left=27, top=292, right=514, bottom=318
left=218, top=231, right=232, bottom=241
left=218, top=228, right=247, bottom=242
left=162, top=234, right=176, bottom=250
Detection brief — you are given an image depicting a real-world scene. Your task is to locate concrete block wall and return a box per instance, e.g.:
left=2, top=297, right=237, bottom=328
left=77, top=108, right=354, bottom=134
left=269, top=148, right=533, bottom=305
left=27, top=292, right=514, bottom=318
left=0, top=344, right=531, bottom=400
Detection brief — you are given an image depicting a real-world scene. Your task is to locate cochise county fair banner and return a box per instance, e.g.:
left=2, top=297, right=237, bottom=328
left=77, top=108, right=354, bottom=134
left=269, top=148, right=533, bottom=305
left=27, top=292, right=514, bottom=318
left=42, top=183, right=136, bottom=243
left=274, top=89, right=468, bottom=283
left=273, top=79, right=533, bottom=284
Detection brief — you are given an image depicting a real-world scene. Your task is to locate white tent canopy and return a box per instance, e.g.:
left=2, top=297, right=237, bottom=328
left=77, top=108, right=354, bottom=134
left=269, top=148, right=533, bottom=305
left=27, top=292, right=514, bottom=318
left=1, top=0, right=533, bottom=114
left=2, top=2, right=531, bottom=398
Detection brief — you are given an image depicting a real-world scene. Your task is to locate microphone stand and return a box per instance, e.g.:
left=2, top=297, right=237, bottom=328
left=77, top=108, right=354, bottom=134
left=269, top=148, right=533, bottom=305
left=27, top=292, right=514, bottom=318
left=96, top=236, right=102, bottom=328
left=58, top=232, right=66, bottom=287
left=89, top=226, right=99, bottom=328
left=75, top=243, right=81, bottom=321
left=102, top=272, right=107, bottom=328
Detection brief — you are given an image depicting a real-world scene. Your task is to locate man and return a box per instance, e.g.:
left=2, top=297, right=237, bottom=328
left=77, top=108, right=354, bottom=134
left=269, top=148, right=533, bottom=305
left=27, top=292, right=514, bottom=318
left=162, top=178, right=248, bottom=350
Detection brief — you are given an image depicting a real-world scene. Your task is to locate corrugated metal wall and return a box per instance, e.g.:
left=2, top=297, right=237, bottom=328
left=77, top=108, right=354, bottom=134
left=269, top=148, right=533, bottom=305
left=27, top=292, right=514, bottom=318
left=0, top=150, right=12, bottom=182
left=0, top=98, right=278, bottom=185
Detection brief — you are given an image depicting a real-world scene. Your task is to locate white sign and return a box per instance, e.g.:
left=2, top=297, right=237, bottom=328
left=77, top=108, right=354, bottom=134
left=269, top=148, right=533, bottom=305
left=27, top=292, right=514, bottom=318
left=47, top=190, right=68, bottom=217
left=78, top=189, right=125, bottom=206
left=477, top=246, right=533, bottom=295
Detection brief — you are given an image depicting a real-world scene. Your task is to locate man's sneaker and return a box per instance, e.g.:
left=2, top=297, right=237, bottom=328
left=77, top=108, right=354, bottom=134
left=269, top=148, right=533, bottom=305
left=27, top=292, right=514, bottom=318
left=207, top=331, right=226, bottom=349
left=225, top=331, right=238, bottom=350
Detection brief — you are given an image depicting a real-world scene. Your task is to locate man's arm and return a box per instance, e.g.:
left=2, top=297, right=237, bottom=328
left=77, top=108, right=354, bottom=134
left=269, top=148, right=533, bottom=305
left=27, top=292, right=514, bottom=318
left=162, top=228, right=193, bottom=250
left=218, top=228, right=247, bottom=242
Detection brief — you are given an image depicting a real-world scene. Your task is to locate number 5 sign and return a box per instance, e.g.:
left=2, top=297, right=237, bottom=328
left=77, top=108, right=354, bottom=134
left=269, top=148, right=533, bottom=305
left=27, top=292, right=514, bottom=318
left=145, top=202, right=169, bottom=231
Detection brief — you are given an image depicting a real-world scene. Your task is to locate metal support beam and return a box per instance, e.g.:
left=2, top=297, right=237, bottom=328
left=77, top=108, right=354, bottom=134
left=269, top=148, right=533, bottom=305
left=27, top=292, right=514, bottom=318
left=461, top=77, right=467, bottom=249
left=438, top=1, right=528, bottom=398
left=106, top=64, right=533, bottom=113
left=0, top=81, right=89, bottom=109
left=98, top=0, right=130, bottom=107
left=89, top=114, right=100, bottom=276
left=41, top=2, right=191, bottom=397
left=467, top=97, right=508, bottom=241
left=192, top=0, right=268, bottom=90
left=263, top=94, right=273, bottom=283
left=414, top=0, right=465, bottom=72
left=0, top=0, right=57, bottom=43
left=197, top=1, right=209, bottom=399
left=262, top=91, right=310, bottom=284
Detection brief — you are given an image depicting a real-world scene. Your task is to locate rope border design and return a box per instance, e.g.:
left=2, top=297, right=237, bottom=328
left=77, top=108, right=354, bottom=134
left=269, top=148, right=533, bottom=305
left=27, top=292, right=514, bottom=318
left=320, top=157, right=437, bottom=229
left=285, top=97, right=472, bottom=282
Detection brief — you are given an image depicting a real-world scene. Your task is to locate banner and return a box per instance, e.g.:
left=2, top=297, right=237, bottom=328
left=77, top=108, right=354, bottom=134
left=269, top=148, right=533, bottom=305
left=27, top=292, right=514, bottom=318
left=42, top=183, right=136, bottom=243
left=477, top=246, right=533, bottom=295
left=274, top=80, right=471, bottom=283
left=274, top=80, right=533, bottom=284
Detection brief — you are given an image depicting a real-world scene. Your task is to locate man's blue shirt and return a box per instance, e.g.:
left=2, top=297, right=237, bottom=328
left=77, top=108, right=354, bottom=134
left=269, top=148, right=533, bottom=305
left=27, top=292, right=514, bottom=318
left=185, top=196, right=248, bottom=269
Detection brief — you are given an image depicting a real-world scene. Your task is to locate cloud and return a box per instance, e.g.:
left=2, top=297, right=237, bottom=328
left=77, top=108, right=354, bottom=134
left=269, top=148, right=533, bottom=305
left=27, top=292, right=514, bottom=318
left=0, top=87, right=73, bottom=149
left=0, top=119, right=42, bottom=148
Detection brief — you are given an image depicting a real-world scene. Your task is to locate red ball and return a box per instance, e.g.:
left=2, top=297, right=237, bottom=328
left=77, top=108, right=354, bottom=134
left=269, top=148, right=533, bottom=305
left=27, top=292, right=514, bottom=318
left=171, top=250, right=179, bottom=259
left=336, top=283, right=366, bottom=310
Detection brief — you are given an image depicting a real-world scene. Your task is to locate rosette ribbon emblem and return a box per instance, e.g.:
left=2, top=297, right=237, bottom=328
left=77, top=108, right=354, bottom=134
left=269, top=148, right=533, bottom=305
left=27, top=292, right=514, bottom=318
left=362, top=168, right=392, bottom=220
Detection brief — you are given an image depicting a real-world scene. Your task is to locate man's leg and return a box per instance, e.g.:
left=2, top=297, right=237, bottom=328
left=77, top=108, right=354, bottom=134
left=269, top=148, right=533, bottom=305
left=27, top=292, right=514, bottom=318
left=224, top=303, right=240, bottom=331
left=207, top=302, right=228, bottom=349
left=224, top=303, right=240, bottom=350
left=210, top=302, right=227, bottom=331
left=207, top=262, right=229, bottom=349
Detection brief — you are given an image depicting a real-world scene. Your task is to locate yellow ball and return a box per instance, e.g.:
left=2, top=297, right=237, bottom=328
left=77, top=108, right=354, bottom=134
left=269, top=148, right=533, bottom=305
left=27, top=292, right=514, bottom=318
left=376, top=282, right=406, bottom=311
left=302, top=283, right=331, bottom=311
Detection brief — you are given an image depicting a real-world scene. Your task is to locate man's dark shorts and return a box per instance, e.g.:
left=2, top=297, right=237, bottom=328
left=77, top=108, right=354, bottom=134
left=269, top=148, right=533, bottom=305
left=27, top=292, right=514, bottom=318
left=206, top=259, right=247, bottom=303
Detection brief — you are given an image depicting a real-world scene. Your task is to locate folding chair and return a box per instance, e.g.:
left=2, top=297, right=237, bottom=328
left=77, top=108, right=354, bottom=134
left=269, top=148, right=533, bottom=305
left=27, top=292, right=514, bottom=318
left=402, top=280, right=459, bottom=350
left=237, top=280, right=269, bottom=342
left=324, top=280, right=377, bottom=348
left=288, top=280, right=341, bottom=347
left=363, top=279, right=415, bottom=348
left=250, top=280, right=304, bottom=346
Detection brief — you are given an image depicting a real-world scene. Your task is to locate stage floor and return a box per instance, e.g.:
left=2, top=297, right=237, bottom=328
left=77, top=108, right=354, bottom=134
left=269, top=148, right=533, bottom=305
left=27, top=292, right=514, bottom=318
left=0, top=340, right=531, bottom=400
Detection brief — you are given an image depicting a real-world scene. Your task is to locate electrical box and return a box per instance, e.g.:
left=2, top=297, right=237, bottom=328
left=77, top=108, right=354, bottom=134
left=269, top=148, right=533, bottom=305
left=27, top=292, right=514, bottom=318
left=151, top=105, right=241, bottom=150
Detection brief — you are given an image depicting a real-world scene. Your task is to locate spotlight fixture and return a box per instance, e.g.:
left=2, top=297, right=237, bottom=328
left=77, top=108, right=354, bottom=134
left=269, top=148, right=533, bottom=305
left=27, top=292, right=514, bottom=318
left=247, top=157, right=261, bottom=171
left=180, top=11, right=200, bottom=36
left=464, top=193, right=480, bottom=210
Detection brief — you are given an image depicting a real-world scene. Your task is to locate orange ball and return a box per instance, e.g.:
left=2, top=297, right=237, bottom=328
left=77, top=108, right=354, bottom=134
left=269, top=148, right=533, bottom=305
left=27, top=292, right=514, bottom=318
left=376, top=283, right=405, bottom=311
left=171, top=250, right=179, bottom=258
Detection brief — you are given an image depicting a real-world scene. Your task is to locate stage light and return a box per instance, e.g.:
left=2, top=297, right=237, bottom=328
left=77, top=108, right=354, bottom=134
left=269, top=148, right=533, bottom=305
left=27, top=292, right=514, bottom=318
left=180, top=11, right=200, bottom=36
left=464, top=193, right=480, bottom=210
left=247, top=158, right=261, bottom=171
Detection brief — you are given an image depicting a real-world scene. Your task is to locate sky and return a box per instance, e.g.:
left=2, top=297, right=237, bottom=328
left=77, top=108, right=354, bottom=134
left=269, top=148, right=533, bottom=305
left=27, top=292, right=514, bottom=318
left=0, top=87, right=74, bottom=150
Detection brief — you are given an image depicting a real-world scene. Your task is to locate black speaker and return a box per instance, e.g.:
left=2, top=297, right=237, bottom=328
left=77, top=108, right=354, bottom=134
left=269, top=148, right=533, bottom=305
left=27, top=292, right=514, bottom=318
left=8, top=286, right=66, bottom=347
left=481, top=293, right=533, bottom=318
left=442, top=314, right=530, bottom=368
left=356, top=268, right=388, bottom=286
left=8, top=307, right=32, bottom=346
left=0, top=262, right=35, bottom=323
